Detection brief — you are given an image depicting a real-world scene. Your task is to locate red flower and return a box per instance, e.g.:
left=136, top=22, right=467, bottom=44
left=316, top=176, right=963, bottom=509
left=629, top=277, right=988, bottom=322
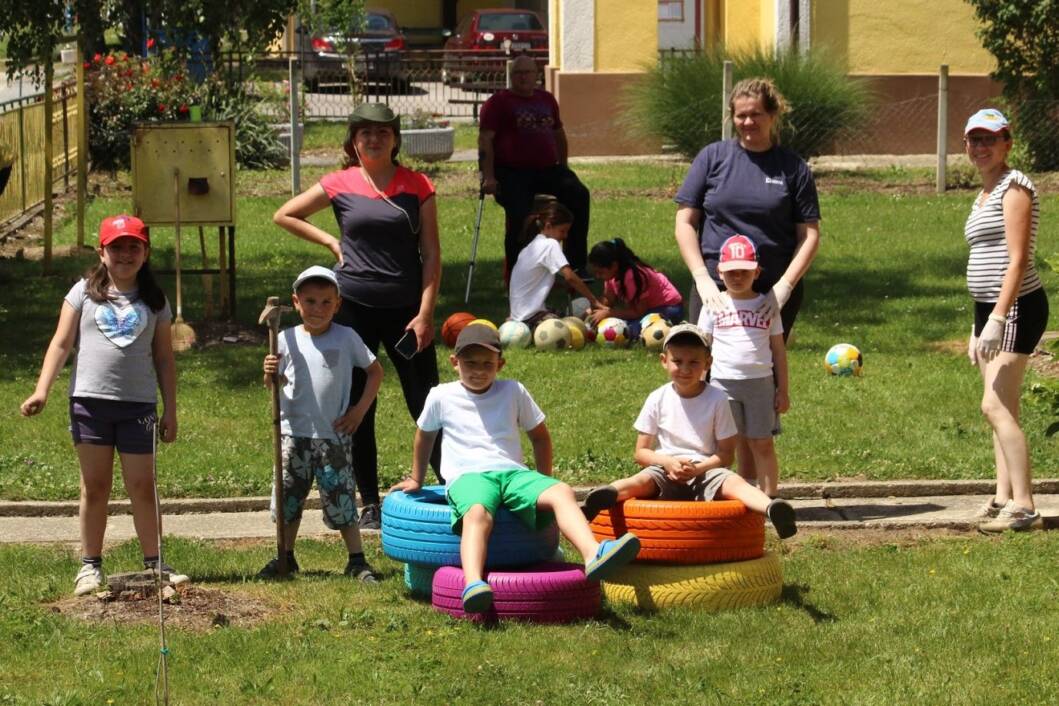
left=92, top=53, right=102, bottom=63
left=151, top=78, right=160, bottom=88
left=146, top=38, right=155, bottom=49
left=178, top=104, right=189, bottom=113
left=104, top=55, right=115, bottom=66
left=158, top=103, right=167, bottom=113
left=82, top=62, right=91, bottom=69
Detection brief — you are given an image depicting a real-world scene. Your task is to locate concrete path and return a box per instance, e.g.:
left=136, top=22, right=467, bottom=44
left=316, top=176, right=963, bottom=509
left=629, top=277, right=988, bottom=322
left=2, top=483, right=1057, bottom=544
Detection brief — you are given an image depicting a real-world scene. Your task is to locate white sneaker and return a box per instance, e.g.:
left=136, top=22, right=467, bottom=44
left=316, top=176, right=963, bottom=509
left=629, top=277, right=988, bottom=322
left=974, top=499, right=1004, bottom=519
left=74, top=564, right=103, bottom=596
left=978, top=501, right=1043, bottom=533
left=145, top=561, right=190, bottom=585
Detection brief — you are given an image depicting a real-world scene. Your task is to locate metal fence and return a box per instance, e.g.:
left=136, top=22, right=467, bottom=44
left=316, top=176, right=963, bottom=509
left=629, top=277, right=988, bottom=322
left=0, top=81, right=80, bottom=226
left=224, top=49, right=548, bottom=121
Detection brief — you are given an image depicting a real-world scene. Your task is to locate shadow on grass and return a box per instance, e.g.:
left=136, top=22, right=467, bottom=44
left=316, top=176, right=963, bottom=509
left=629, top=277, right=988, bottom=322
left=780, top=583, right=836, bottom=624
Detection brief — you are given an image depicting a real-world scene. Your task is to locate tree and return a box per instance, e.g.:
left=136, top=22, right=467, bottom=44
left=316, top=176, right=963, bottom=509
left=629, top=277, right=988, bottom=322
left=966, top=0, right=1059, bottom=169
left=0, top=0, right=68, bottom=81
left=298, top=0, right=365, bottom=95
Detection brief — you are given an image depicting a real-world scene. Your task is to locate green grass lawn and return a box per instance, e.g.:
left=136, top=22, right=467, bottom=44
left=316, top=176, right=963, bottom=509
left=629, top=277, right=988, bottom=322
left=1, top=533, right=1058, bottom=703
left=303, top=120, right=478, bottom=152
left=0, top=161, right=1057, bottom=500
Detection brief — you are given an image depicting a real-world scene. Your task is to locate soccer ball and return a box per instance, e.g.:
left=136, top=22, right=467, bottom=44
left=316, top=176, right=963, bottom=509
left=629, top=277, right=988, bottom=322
left=498, top=320, right=532, bottom=349
left=640, top=312, right=664, bottom=331
left=468, top=318, right=497, bottom=331
left=441, top=312, right=477, bottom=348
left=533, top=319, right=572, bottom=350
left=567, top=325, right=586, bottom=350
left=642, top=319, right=670, bottom=350
left=582, top=318, right=598, bottom=343
left=597, top=317, right=629, bottom=348
left=824, top=343, right=863, bottom=376
left=562, top=316, right=589, bottom=336
left=568, top=297, right=591, bottom=319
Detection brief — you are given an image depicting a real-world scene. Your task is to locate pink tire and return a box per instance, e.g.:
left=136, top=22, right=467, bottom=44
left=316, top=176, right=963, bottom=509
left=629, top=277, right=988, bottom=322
left=431, top=563, right=601, bottom=623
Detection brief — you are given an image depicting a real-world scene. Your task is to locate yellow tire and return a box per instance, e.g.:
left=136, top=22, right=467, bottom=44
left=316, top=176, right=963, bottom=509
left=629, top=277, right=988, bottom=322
left=602, top=552, right=782, bottom=612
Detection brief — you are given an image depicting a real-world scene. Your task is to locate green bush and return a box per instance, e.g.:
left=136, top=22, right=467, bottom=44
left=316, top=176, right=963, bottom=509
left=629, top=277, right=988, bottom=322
left=624, top=47, right=872, bottom=160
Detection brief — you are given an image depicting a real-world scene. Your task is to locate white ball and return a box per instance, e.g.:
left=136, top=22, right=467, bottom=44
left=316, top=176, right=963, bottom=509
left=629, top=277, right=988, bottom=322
left=498, top=320, right=532, bottom=349
left=597, top=317, right=629, bottom=348
left=533, top=319, right=572, bottom=350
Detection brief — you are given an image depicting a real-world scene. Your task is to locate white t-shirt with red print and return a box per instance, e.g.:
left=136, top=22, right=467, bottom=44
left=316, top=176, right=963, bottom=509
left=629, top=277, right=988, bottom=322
left=698, top=294, right=783, bottom=380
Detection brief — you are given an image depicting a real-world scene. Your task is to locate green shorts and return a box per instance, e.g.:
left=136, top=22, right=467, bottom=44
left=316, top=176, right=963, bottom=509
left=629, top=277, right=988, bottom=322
left=445, top=470, right=560, bottom=534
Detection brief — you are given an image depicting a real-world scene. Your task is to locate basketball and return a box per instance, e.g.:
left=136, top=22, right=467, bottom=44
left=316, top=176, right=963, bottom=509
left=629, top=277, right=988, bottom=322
left=533, top=319, right=573, bottom=350
left=441, top=312, right=477, bottom=348
left=498, top=320, right=533, bottom=349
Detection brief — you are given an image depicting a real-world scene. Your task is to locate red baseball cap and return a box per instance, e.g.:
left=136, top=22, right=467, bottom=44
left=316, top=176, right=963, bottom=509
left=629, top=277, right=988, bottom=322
left=717, top=235, right=758, bottom=272
left=99, top=215, right=149, bottom=247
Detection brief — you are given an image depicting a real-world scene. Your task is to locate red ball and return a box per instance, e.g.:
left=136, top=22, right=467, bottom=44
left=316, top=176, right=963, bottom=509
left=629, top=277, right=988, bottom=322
left=441, top=312, right=478, bottom=348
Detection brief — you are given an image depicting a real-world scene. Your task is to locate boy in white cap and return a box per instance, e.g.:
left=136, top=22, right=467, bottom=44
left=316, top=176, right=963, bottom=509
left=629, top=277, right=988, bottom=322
left=259, top=265, right=385, bottom=580
left=583, top=322, right=796, bottom=538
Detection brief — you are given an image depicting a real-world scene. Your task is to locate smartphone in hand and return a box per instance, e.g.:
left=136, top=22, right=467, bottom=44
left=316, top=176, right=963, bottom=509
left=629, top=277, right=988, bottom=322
left=394, top=330, right=418, bottom=360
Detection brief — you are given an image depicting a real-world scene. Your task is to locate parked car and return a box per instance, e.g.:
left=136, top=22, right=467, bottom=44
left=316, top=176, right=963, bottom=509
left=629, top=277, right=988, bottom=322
left=441, top=9, right=548, bottom=89
left=300, top=9, right=409, bottom=92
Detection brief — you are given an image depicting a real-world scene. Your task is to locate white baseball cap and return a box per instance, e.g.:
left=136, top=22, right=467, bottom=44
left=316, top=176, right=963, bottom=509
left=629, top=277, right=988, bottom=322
left=964, top=108, right=1009, bottom=135
left=663, top=323, right=712, bottom=350
left=292, top=265, right=339, bottom=292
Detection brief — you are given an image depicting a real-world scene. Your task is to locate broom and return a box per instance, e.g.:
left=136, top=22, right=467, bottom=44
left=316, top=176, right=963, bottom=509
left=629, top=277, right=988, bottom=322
left=171, top=168, right=196, bottom=351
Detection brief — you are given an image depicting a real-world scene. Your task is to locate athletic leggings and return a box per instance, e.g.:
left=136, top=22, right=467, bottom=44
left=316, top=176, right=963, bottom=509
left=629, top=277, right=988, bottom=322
left=335, top=299, right=443, bottom=505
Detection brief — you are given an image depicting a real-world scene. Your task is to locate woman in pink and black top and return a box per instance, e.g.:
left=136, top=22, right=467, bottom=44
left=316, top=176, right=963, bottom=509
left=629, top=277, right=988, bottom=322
left=273, top=103, right=442, bottom=529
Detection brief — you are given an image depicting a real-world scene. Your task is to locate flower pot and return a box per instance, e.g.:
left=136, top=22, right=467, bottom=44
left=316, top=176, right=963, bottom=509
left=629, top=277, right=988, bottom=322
left=271, top=123, right=303, bottom=160
left=402, top=127, right=455, bottom=163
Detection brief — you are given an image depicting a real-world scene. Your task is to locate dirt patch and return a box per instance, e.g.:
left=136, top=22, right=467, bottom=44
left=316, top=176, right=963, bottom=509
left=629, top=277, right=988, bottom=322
left=48, top=583, right=272, bottom=631
left=189, top=319, right=267, bottom=348
left=928, top=334, right=1058, bottom=379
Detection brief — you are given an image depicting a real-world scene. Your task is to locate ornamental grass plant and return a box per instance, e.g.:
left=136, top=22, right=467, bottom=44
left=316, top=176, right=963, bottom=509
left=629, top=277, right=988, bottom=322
left=625, top=47, right=873, bottom=160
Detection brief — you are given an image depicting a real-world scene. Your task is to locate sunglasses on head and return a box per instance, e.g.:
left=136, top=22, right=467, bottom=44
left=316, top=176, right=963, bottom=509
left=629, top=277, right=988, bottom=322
left=965, top=134, right=1002, bottom=147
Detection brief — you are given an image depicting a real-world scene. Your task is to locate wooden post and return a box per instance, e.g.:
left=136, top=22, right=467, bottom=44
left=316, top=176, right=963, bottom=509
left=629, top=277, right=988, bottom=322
left=936, top=64, right=948, bottom=194
left=76, top=36, right=87, bottom=249
left=288, top=40, right=301, bottom=196
left=721, top=60, right=734, bottom=140
left=43, top=58, right=55, bottom=273
left=61, top=87, right=70, bottom=190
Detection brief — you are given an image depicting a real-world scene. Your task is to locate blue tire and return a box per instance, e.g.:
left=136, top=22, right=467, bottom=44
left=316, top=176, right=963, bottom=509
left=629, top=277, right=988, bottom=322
left=382, top=486, right=560, bottom=567
left=404, top=563, right=437, bottom=598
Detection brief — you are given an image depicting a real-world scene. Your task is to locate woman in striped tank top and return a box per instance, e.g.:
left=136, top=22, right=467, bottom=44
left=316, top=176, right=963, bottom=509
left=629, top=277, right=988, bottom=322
left=962, top=109, right=1048, bottom=533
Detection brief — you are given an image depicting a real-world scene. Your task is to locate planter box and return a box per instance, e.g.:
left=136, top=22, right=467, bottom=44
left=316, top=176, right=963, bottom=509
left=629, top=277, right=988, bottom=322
left=402, top=127, right=455, bottom=163
left=271, top=123, right=303, bottom=162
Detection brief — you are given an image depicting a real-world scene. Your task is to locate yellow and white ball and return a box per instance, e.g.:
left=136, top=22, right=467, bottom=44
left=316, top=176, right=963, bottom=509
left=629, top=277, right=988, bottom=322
left=533, top=319, right=573, bottom=350
left=642, top=319, right=670, bottom=350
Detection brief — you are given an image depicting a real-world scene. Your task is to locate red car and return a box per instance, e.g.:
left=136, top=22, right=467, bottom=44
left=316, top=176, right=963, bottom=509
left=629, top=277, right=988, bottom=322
left=442, top=9, right=548, bottom=88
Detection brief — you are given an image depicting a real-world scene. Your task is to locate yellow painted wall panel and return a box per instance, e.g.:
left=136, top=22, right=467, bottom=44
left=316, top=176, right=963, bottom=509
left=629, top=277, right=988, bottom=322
left=724, top=0, right=764, bottom=52
left=382, top=0, right=441, bottom=27
left=595, top=0, right=656, bottom=72
left=812, top=0, right=993, bottom=75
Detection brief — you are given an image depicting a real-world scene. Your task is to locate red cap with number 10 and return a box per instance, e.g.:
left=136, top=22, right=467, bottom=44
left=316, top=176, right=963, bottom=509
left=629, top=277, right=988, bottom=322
left=717, top=234, right=758, bottom=272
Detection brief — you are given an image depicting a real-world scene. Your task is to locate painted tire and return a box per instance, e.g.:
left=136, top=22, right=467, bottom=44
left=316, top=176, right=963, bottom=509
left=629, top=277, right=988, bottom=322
left=381, top=486, right=560, bottom=567
left=404, top=563, right=437, bottom=599
left=602, top=553, right=783, bottom=611
left=432, top=563, right=601, bottom=623
left=590, top=499, right=764, bottom=564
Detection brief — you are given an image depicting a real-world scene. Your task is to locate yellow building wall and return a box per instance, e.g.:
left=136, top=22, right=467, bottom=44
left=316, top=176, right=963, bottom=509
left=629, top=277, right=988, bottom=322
left=595, top=0, right=656, bottom=72
left=724, top=0, right=767, bottom=52
left=812, top=0, right=994, bottom=74
left=382, top=1, right=442, bottom=27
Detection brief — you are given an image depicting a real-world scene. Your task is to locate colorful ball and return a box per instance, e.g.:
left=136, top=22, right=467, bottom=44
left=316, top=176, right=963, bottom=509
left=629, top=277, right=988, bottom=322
left=498, top=320, right=532, bottom=349
left=642, top=319, right=670, bottom=350
left=567, top=325, right=585, bottom=350
left=441, top=312, right=477, bottom=348
left=597, top=317, right=629, bottom=348
left=639, top=312, right=664, bottom=331
left=468, top=318, right=497, bottom=331
left=582, top=318, right=598, bottom=343
left=824, top=343, right=863, bottom=377
left=533, top=319, right=572, bottom=350
left=568, top=297, right=591, bottom=319
left=562, top=316, right=589, bottom=336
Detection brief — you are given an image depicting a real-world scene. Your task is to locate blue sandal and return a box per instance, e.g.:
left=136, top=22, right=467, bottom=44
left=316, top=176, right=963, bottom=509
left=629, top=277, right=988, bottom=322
left=461, top=579, right=494, bottom=613
left=585, top=533, right=641, bottom=582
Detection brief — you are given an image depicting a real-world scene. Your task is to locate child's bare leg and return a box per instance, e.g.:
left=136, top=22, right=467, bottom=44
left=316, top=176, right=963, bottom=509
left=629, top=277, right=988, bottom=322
left=735, top=436, right=757, bottom=486
left=77, top=444, right=115, bottom=558
left=746, top=437, right=779, bottom=497
left=716, top=474, right=770, bottom=515
left=118, top=451, right=159, bottom=558
left=459, top=504, right=493, bottom=584
left=338, top=524, right=363, bottom=554
left=537, top=483, right=599, bottom=562
left=282, top=519, right=302, bottom=552
left=613, top=472, right=660, bottom=501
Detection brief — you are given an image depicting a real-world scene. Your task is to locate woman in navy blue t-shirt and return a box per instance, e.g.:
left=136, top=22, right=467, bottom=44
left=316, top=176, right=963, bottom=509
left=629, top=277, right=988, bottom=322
left=674, top=77, right=821, bottom=335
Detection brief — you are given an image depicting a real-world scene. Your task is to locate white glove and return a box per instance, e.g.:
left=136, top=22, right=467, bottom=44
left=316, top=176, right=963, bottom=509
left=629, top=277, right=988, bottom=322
left=976, top=314, right=1005, bottom=358
left=967, top=326, right=978, bottom=366
left=754, top=278, right=792, bottom=321
left=691, top=266, right=727, bottom=314
left=771, top=278, right=793, bottom=308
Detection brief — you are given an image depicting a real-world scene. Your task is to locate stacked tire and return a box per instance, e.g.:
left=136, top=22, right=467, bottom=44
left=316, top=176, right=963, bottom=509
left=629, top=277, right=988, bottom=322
left=382, top=487, right=601, bottom=622
left=589, top=499, right=783, bottom=611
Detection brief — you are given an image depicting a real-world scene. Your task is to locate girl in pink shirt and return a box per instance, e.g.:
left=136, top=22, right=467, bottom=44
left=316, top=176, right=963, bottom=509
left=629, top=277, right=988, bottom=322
left=588, top=238, right=684, bottom=339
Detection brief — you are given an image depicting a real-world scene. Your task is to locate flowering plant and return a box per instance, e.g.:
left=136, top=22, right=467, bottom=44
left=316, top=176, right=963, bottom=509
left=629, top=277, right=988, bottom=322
left=402, top=109, right=450, bottom=130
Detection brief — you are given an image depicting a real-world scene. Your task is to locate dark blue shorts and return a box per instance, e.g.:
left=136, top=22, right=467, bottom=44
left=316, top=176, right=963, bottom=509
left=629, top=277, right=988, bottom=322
left=69, top=397, right=157, bottom=454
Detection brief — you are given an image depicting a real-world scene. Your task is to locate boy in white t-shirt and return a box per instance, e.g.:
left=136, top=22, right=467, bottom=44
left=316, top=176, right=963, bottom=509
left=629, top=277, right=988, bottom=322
left=697, top=235, right=790, bottom=498
left=508, top=202, right=600, bottom=326
left=582, top=324, right=796, bottom=538
left=391, top=323, right=639, bottom=613
left=260, top=266, right=385, bottom=580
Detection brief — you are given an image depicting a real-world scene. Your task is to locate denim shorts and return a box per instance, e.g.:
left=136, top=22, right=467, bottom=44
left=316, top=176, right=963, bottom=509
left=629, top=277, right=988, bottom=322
left=69, top=397, right=157, bottom=454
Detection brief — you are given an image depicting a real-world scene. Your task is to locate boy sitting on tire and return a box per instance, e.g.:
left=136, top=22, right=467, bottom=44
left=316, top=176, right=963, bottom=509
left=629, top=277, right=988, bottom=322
left=582, top=323, right=797, bottom=538
left=391, top=323, right=640, bottom=613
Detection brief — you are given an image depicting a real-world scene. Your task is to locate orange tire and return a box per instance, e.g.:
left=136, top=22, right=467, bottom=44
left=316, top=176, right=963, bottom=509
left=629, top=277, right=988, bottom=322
left=590, top=499, right=764, bottom=565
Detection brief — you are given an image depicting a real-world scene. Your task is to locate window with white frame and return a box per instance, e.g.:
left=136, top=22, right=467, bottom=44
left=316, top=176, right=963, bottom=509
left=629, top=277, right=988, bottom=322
left=659, top=0, right=684, bottom=22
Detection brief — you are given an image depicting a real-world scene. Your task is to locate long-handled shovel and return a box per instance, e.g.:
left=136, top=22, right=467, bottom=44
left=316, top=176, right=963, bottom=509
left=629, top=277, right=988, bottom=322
left=170, top=169, right=196, bottom=351
left=258, top=296, right=292, bottom=576
left=464, top=183, right=486, bottom=304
